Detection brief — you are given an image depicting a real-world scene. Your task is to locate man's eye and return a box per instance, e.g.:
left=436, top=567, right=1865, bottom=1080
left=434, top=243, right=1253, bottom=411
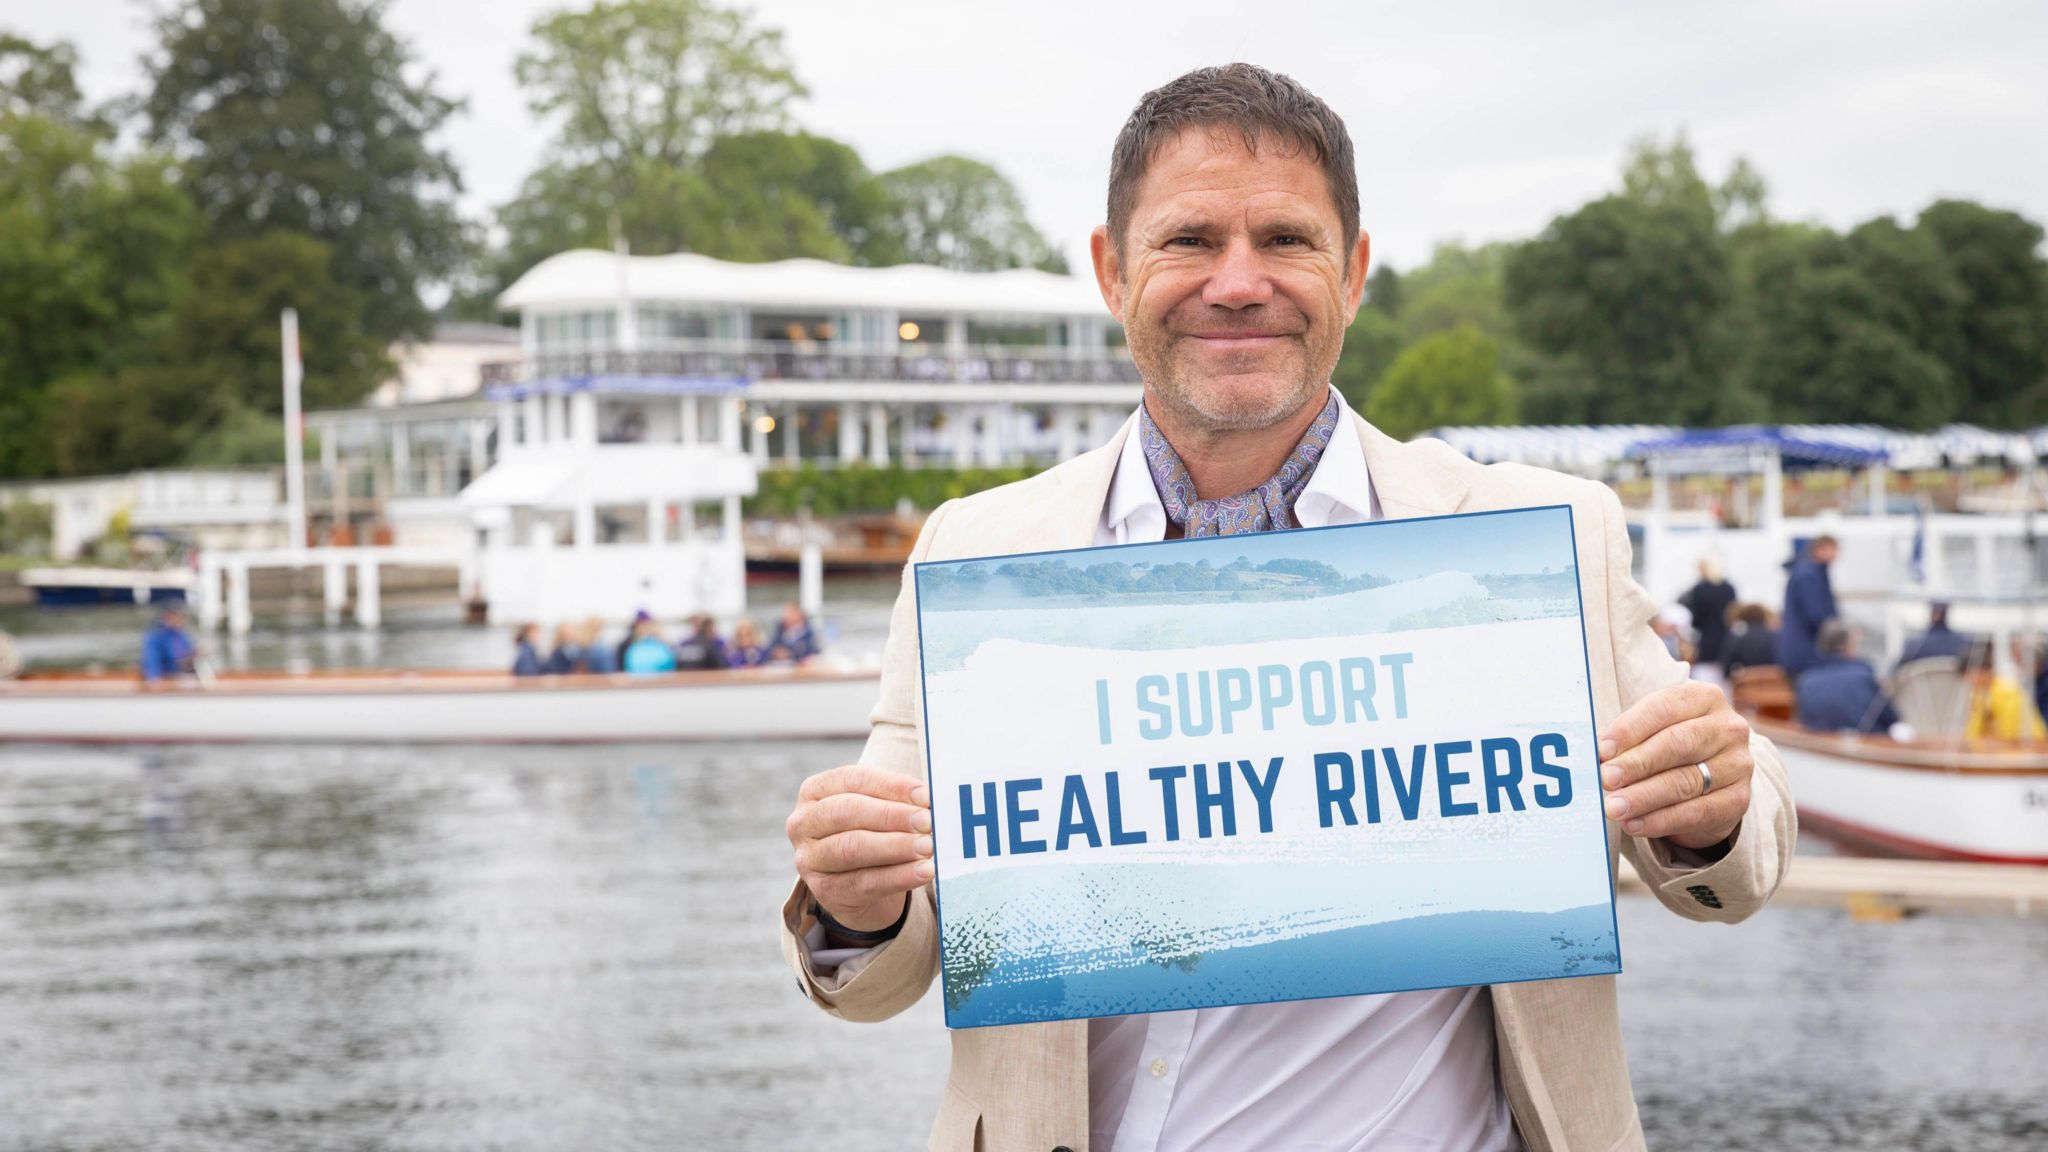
left=1167, top=236, right=1205, bottom=248
left=1272, top=235, right=1305, bottom=247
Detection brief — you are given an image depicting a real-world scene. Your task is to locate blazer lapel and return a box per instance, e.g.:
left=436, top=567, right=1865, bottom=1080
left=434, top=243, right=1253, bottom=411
left=1355, top=416, right=1469, bottom=520
left=1039, top=412, right=1135, bottom=551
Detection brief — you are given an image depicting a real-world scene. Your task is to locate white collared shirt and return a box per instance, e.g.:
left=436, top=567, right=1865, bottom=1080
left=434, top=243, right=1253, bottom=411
left=1089, top=390, right=1518, bottom=1152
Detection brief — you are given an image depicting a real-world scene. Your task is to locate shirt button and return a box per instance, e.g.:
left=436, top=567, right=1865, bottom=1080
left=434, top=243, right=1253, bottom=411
left=1149, top=1057, right=1168, bottom=1078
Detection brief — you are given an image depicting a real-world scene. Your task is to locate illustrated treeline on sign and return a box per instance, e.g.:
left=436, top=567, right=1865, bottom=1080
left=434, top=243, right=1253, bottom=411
left=920, top=556, right=1391, bottom=606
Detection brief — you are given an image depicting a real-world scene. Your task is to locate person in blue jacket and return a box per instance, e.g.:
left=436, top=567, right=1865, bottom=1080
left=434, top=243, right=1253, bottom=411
left=1893, top=602, right=1972, bottom=672
left=768, top=602, right=820, bottom=664
left=511, top=624, right=546, bottom=677
left=1795, top=618, right=1899, bottom=733
left=140, top=607, right=197, bottom=682
left=1776, top=535, right=1838, bottom=678
left=622, top=618, right=678, bottom=674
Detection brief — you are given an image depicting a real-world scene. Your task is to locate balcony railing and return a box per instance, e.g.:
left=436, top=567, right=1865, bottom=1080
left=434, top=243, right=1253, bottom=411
left=481, top=341, right=1142, bottom=388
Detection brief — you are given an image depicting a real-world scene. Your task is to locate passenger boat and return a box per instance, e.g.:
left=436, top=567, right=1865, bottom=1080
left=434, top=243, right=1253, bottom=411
left=21, top=566, right=194, bottom=607
left=0, top=664, right=880, bottom=745
left=1736, top=670, right=2048, bottom=865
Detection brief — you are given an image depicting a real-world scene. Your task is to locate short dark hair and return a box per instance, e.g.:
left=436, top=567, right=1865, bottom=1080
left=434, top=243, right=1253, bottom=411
left=1107, top=63, right=1360, bottom=264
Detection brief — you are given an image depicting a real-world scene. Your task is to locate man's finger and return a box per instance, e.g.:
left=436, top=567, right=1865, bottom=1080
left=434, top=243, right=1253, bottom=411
left=797, top=828, right=933, bottom=876
left=1605, top=742, right=1750, bottom=822
left=1599, top=712, right=1745, bottom=790
left=797, top=763, right=930, bottom=806
left=1616, top=781, right=1751, bottom=842
left=791, top=793, right=932, bottom=843
left=1597, top=681, right=1723, bottom=761
left=810, top=859, right=935, bottom=910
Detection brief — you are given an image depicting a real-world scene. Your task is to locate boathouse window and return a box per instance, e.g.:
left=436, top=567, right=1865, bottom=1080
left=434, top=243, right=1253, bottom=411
left=635, top=306, right=712, bottom=344
left=535, top=310, right=619, bottom=350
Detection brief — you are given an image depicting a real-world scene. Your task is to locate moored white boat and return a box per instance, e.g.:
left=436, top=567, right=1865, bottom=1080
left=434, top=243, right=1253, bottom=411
left=1752, top=717, right=2048, bottom=865
left=0, top=665, right=880, bottom=745
left=22, top=566, right=194, bottom=607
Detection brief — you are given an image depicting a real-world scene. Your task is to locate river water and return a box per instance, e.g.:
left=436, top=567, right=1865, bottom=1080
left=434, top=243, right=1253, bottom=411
left=1, top=597, right=2045, bottom=1150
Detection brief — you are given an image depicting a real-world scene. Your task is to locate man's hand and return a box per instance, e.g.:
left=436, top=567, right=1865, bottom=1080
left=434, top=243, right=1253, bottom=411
left=786, top=765, right=935, bottom=933
left=1599, top=681, right=1753, bottom=851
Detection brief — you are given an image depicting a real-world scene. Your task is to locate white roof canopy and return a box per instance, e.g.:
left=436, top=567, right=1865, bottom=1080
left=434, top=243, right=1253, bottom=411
left=498, top=250, right=1108, bottom=319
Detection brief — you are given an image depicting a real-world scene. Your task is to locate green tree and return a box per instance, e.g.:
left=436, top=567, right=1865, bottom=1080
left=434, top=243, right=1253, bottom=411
left=0, top=32, right=104, bottom=131
left=139, top=0, right=465, bottom=341
left=1506, top=137, right=1747, bottom=424
left=0, top=99, right=198, bottom=477
left=1914, top=200, right=2048, bottom=427
left=866, top=155, right=1066, bottom=272
left=1363, top=325, right=1518, bottom=439
left=516, top=0, right=804, bottom=193
left=693, top=131, right=885, bottom=262
left=1331, top=307, right=1402, bottom=412
left=1364, top=264, right=1402, bottom=316
left=1737, top=224, right=1961, bottom=430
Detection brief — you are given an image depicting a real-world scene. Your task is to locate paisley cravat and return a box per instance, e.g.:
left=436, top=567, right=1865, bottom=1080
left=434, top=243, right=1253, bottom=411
left=1138, top=392, right=1340, bottom=536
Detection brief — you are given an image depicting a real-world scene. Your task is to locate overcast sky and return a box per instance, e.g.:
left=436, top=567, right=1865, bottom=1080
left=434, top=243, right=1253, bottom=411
left=14, top=0, right=2048, bottom=273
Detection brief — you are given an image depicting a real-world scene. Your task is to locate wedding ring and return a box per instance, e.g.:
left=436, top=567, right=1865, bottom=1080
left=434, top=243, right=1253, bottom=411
left=1697, top=762, right=1714, bottom=795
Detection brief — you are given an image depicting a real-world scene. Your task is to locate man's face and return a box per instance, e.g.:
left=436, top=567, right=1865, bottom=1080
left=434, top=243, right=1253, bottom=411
left=1091, top=130, right=1369, bottom=433
left=1813, top=541, right=1839, bottom=565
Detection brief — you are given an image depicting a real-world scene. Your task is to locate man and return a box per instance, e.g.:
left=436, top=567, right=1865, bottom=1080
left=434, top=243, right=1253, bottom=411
left=1776, top=535, right=1838, bottom=678
left=780, top=64, right=1794, bottom=1152
left=1794, top=618, right=1899, bottom=733
left=1677, top=556, right=1736, bottom=671
left=140, top=606, right=197, bottom=682
left=1965, top=639, right=2047, bottom=742
left=1893, top=602, right=1971, bottom=672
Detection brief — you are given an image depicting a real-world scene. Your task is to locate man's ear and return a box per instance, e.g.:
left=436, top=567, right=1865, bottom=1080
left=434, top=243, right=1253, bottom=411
left=1090, top=225, right=1125, bottom=323
left=1342, top=229, right=1372, bottom=324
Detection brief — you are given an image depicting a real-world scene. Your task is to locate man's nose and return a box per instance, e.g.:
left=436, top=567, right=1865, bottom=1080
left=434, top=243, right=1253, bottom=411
left=1201, top=236, right=1273, bottom=309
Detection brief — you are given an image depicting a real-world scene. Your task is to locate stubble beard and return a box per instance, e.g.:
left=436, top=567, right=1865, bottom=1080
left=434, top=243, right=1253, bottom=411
left=1130, top=324, right=1339, bottom=435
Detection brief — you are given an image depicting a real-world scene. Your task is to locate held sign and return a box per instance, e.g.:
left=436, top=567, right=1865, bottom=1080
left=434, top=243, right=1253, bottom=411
left=913, top=506, right=1619, bottom=1029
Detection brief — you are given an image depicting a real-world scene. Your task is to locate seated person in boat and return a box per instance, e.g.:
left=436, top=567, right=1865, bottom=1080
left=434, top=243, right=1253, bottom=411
left=622, top=618, right=679, bottom=674
left=140, top=607, right=197, bottom=682
left=673, top=615, right=730, bottom=671
left=511, top=624, right=546, bottom=677
left=545, top=623, right=585, bottom=675
left=1722, top=602, right=1779, bottom=679
left=616, top=609, right=654, bottom=669
left=2028, top=638, right=2048, bottom=729
left=1794, top=618, right=1898, bottom=733
left=1893, top=601, right=1972, bottom=673
left=580, top=618, right=618, bottom=674
left=768, top=602, right=820, bottom=664
left=1965, top=638, right=2047, bottom=743
left=727, top=618, right=769, bottom=668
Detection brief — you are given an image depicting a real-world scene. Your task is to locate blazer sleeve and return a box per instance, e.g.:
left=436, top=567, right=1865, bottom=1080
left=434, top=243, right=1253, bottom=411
left=778, top=500, right=959, bottom=1022
left=1599, top=487, right=1798, bottom=922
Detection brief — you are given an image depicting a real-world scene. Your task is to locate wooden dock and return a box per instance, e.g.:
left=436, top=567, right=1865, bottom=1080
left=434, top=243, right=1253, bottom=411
left=1617, top=855, right=2048, bottom=918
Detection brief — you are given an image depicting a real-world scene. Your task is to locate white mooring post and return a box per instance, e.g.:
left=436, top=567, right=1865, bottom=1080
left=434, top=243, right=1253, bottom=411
left=354, top=556, right=381, bottom=629
left=281, top=308, right=308, bottom=551
left=227, top=559, right=253, bottom=636
left=323, top=558, right=347, bottom=625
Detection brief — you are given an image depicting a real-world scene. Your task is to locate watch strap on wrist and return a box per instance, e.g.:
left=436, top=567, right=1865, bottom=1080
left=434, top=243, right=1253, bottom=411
left=813, top=894, right=910, bottom=945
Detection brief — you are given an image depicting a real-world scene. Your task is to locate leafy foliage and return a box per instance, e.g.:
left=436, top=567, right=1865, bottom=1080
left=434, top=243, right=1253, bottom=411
left=865, top=155, right=1066, bottom=273
left=1364, top=325, right=1518, bottom=439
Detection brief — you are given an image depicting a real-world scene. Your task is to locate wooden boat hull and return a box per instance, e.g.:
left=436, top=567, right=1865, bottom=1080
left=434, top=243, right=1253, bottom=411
left=1754, top=719, right=2048, bottom=865
left=0, top=667, right=881, bottom=745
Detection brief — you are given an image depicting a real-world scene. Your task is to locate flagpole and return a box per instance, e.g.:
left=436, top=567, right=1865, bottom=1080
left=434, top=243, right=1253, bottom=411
left=282, top=307, right=307, bottom=551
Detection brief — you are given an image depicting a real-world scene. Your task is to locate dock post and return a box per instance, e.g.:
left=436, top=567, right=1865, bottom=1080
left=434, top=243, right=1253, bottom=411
left=197, top=553, right=223, bottom=632
left=799, top=540, right=824, bottom=621
left=323, top=557, right=347, bottom=625
left=227, top=559, right=253, bottom=636
left=354, top=556, right=381, bottom=629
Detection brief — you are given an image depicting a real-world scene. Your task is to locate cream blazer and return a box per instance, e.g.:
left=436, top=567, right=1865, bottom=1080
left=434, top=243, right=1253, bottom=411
left=780, top=415, right=1797, bottom=1152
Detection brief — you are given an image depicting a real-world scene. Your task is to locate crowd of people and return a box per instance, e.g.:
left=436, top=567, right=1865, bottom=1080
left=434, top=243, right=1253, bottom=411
left=511, top=603, right=821, bottom=677
left=1666, top=536, right=2048, bottom=743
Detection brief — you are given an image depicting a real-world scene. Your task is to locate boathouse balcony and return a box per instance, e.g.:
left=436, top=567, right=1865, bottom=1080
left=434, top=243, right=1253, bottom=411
left=479, top=340, right=1143, bottom=389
